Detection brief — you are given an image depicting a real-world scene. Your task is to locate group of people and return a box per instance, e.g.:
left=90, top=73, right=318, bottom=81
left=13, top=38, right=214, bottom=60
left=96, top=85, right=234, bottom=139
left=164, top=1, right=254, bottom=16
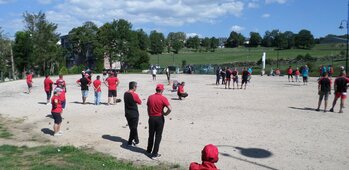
left=216, top=67, right=251, bottom=90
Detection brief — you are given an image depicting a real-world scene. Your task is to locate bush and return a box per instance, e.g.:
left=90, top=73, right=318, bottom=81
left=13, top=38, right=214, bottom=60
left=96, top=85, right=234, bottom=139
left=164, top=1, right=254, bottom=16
left=69, top=65, right=85, bottom=74
left=59, top=66, right=68, bottom=75
left=139, top=63, right=149, bottom=70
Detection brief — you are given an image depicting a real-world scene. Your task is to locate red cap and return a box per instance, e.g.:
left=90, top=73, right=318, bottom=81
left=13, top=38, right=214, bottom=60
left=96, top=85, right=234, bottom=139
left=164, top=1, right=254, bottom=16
left=156, top=84, right=164, bottom=91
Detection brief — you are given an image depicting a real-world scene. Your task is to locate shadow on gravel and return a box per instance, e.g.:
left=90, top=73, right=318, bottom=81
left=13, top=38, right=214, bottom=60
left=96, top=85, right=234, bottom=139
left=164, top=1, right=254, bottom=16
left=41, top=128, right=54, bottom=136
left=217, top=145, right=277, bottom=170
left=101, top=135, right=147, bottom=155
left=38, top=102, right=47, bottom=105
left=288, top=106, right=317, bottom=111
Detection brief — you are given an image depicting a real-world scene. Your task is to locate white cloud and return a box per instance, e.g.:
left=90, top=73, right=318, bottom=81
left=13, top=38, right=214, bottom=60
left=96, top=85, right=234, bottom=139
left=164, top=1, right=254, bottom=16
left=265, top=0, right=287, bottom=4
left=0, top=0, right=14, bottom=4
left=261, top=13, right=271, bottom=18
left=44, top=0, right=245, bottom=34
left=248, top=2, right=259, bottom=8
left=231, top=25, right=244, bottom=33
left=186, top=33, right=203, bottom=38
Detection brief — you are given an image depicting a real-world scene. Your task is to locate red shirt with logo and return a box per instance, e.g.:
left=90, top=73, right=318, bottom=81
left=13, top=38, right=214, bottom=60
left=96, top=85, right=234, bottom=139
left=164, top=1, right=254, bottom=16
left=93, top=80, right=102, bottom=92
left=147, top=93, right=170, bottom=117
left=106, top=77, right=119, bottom=90
left=56, top=78, right=66, bottom=87
left=287, top=68, right=293, bottom=75
left=26, top=74, right=33, bottom=84
left=44, top=78, right=54, bottom=92
left=51, top=95, right=62, bottom=113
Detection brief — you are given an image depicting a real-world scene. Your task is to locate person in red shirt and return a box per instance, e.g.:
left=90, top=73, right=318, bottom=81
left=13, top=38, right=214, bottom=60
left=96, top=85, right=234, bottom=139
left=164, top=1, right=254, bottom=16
left=287, top=66, right=294, bottom=82
left=295, top=67, right=301, bottom=82
left=146, top=84, right=172, bottom=159
left=177, top=82, right=188, bottom=100
left=124, top=81, right=142, bottom=146
left=55, top=74, right=66, bottom=92
left=104, top=73, right=120, bottom=105
left=58, top=84, right=66, bottom=110
left=329, top=72, right=349, bottom=113
left=44, top=74, right=54, bottom=104
left=232, top=68, right=239, bottom=89
left=189, top=144, right=219, bottom=170
left=51, top=88, right=63, bottom=136
left=26, top=72, right=33, bottom=93
left=93, top=75, right=102, bottom=105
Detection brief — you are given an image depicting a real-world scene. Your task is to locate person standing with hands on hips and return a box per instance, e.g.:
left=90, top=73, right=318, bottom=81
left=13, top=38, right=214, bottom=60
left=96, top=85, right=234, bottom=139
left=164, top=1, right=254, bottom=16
left=146, top=84, right=172, bottom=159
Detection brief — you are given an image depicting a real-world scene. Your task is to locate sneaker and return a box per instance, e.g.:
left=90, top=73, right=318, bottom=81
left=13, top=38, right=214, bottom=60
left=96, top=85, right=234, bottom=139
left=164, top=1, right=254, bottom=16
left=54, top=132, right=63, bottom=136
left=339, top=110, right=343, bottom=113
left=324, top=110, right=327, bottom=113
left=151, top=154, right=161, bottom=160
left=329, top=108, right=334, bottom=112
left=315, top=109, right=320, bottom=112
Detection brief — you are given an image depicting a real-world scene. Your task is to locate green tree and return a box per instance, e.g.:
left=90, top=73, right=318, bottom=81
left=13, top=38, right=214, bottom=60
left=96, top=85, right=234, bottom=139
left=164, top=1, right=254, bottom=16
left=225, top=31, right=245, bottom=48
left=186, top=36, right=200, bottom=51
left=275, top=32, right=288, bottom=49
left=149, top=30, right=165, bottom=54
left=295, top=29, right=315, bottom=49
left=135, top=29, right=149, bottom=51
left=0, top=28, right=12, bottom=80
left=22, top=11, right=61, bottom=75
left=210, top=37, right=219, bottom=52
left=249, top=32, right=262, bottom=47
left=284, top=31, right=295, bottom=49
left=201, top=37, right=211, bottom=52
left=13, top=31, right=32, bottom=74
left=167, top=32, right=186, bottom=53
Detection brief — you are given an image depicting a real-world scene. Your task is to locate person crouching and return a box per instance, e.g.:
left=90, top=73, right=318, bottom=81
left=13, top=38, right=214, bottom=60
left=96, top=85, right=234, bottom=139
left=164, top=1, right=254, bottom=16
left=190, top=144, right=219, bottom=170
left=177, top=82, right=188, bottom=100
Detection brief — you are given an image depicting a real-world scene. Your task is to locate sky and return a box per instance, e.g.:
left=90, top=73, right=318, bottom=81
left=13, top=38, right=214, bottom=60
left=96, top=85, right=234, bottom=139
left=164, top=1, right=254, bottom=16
left=0, top=0, right=348, bottom=38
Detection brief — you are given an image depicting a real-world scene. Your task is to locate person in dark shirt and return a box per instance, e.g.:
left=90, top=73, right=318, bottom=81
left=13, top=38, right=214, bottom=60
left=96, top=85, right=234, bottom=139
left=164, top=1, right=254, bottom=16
left=225, top=68, right=232, bottom=89
left=76, top=74, right=91, bottom=104
left=220, top=68, right=226, bottom=85
left=215, top=67, right=221, bottom=85
left=241, top=67, right=250, bottom=90
left=316, top=72, right=331, bottom=112
left=329, top=72, right=349, bottom=113
left=124, top=81, right=142, bottom=146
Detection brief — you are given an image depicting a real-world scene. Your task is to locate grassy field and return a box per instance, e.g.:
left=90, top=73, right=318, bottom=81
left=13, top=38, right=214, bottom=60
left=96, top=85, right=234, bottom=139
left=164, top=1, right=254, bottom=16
left=0, top=116, right=13, bottom=139
left=0, top=145, right=180, bottom=170
left=150, top=44, right=345, bottom=66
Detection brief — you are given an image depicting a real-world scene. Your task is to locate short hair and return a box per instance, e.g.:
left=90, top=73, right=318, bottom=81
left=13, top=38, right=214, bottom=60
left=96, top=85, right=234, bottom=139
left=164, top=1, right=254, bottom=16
left=129, top=81, right=137, bottom=90
left=45, top=74, right=49, bottom=78
left=59, top=74, right=63, bottom=78
left=96, top=75, right=100, bottom=79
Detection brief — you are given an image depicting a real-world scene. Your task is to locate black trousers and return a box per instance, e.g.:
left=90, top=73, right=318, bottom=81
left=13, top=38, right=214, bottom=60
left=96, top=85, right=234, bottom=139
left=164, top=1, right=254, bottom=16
left=126, top=116, right=139, bottom=145
left=147, top=116, right=165, bottom=156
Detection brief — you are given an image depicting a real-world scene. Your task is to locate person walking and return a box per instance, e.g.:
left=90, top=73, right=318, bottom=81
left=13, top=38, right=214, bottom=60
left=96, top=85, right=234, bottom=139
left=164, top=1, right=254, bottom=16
left=124, top=81, right=142, bottom=146
left=105, top=73, right=120, bottom=105
left=329, top=72, right=349, bottom=113
left=215, top=67, right=221, bottom=85
left=44, top=74, right=54, bottom=104
left=316, top=72, right=331, bottom=112
left=165, top=67, right=171, bottom=85
left=26, top=72, right=33, bottom=93
left=295, top=68, right=300, bottom=82
left=51, top=88, right=63, bottom=136
left=146, top=84, right=172, bottom=159
left=76, top=74, right=91, bottom=104
left=241, top=67, right=249, bottom=90
left=93, top=75, right=102, bottom=105
left=152, top=67, right=157, bottom=81
left=225, top=67, right=232, bottom=89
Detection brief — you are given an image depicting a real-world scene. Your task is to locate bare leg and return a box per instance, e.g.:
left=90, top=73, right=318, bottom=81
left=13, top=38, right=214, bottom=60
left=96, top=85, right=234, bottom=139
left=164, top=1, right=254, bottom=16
left=108, top=97, right=112, bottom=105
left=330, top=97, right=338, bottom=112
left=324, top=100, right=328, bottom=112
left=339, top=98, right=344, bottom=113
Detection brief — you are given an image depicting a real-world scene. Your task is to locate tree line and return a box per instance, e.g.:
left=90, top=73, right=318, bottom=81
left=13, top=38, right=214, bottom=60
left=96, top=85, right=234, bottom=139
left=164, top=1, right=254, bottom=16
left=0, top=11, right=320, bottom=79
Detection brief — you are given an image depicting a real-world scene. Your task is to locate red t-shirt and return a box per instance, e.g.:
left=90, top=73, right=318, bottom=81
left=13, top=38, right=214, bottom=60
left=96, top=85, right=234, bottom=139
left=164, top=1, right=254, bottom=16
left=287, top=68, right=293, bottom=75
left=93, top=80, right=102, bottom=92
left=147, top=93, right=170, bottom=117
left=44, top=78, right=54, bottom=92
left=178, top=85, right=184, bottom=94
left=56, top=78, right=66, bottom=87
left=106, top=77, right=119, bottom=90
left=26, top=74, right=32, bottom=84
left=60, top=89, right=66, bottom=101
left=295, top=70, right=300, bottom=76
left=130, top=91, right=142, bottom=104
left=51, top=95, right=62, bottom=113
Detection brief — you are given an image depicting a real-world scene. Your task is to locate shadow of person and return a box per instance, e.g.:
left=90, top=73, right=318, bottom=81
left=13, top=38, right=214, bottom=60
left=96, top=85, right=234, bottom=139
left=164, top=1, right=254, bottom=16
left=288, top=106, right=317, bottom=112
left=45, top=114, right=53, bottom=119
left=171, top=98, right=181, bottom=100
left=101, top=135, right=147, bottom=155
left=38, top=102, right=47, bottom=105
left=41, top=128, right=54, bottom=136
left=235, top=147, right=272, bottom=158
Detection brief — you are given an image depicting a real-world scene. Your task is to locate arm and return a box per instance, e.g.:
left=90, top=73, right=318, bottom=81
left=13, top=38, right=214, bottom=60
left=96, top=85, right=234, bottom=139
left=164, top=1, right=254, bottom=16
left=133, top=93, right=142, bottom=105
left=163, top=105, right=172, bottom=116
left=76, top=80, right=81, bottom=86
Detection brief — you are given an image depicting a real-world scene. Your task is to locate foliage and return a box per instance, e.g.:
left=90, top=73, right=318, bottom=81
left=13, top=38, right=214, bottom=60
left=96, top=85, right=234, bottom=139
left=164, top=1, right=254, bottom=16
left=201, top=37, right=211, bottom=52
left=249, top=32, right=262, bottom=47
left=295, top=29, right=315, bottom=49
left=0, top=27, right=12, bottom=80
left=136, top=29, right=150, bottom=51
left=68, top=65, right=85, bottom=74
left=59, top=66, right=68, bottom=75
left=149, top=30, right=165, bottom=55
left=210, top=37, right=219, bottom=52
left=186, top=35, right=200, bottom=51
left=225, top=31, right=245, bottom=48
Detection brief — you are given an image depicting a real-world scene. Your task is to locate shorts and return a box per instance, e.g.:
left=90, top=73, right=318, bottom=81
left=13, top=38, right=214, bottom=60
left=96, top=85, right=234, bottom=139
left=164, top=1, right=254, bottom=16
left=242, top=79, right=248, bottom=84
left=335, top=92, right=347, bottom=100
left=108, top=90, right=117, bottom=97
left=81, top=90, right=89, bottom=97
left=52, top=112, right=62, bottom=124
left=288, top=74, right=293, bottom=78
left=62, top=100, right=66, bottom=109
left=303, top=76, right=308, bottom=82
left=226, top=77, right=231, bottom=81
left=152, top=74, right=156, bottom=77
left=318, top=91, right=329, bottom=101
left=27, top=83, right=32, bottom=88
left=233, top=77, right=239, bottom=83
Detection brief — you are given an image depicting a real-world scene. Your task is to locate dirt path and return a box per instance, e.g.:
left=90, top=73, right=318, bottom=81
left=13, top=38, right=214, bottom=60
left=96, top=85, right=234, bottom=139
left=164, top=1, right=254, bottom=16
left=0, top=74, right=348, bottom=170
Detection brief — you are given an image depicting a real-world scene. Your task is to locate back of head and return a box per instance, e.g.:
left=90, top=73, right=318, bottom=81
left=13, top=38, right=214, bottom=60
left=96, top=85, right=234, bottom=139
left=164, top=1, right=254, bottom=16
left=129, top=81, right=137, bottom=90
left=97, top=75, right=100, bottom=80
left=201, top=144, right=219, bottom=163
left=59, top=74, right=63, bottom=79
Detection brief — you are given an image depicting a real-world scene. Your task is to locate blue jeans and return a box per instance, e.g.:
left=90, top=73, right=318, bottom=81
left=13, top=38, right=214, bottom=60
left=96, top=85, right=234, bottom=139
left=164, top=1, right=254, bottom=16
left=94, top=91, right=101, bottom=105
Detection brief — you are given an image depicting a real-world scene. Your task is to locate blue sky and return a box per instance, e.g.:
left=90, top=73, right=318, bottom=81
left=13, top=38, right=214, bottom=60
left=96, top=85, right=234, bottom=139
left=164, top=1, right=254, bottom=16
left=0, top=0, right=347, bottom=38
